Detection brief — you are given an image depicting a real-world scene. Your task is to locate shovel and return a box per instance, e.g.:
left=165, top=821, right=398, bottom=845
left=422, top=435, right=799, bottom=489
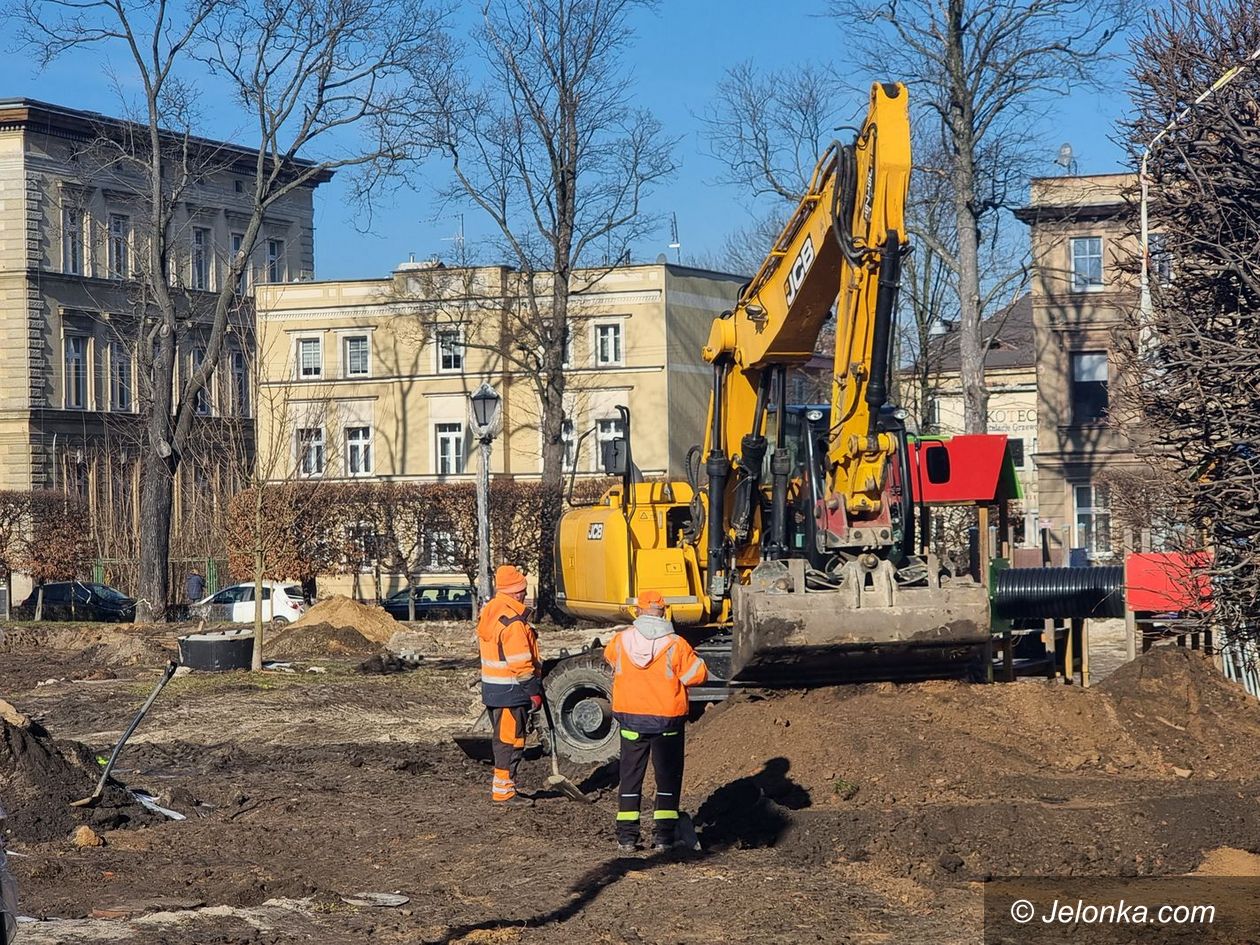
left=538, top=699, right=594, bottom=803
left=71, top=660, right=178, bottom=808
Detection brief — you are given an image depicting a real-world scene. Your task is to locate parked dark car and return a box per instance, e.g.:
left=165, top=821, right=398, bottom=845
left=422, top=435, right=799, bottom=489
left=14, top=582, right=137, bottom=622
left=382, top=584, right=474, bottom=621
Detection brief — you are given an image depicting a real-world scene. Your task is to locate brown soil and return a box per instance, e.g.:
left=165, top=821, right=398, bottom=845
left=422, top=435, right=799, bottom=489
left=1193, top=846, right=1260, bottom=876
left=3, top=635, right=1260, bottom=945
left=292, top=596, right=399, bottom=643
left=1, top=713, right=159, bottom=844
left=267, top=623, right=379, bottom=660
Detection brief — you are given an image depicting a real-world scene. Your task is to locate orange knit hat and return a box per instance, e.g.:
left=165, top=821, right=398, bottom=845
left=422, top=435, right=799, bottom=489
left=636, top=589, right=666, bottom=612
left=495, top=564, right=527, bottom=594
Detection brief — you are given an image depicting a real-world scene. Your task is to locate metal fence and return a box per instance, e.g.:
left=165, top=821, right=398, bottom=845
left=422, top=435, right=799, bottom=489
left=1220, top=635, right=1260, bottom=699
left=91, top=557, right=230, bottom=605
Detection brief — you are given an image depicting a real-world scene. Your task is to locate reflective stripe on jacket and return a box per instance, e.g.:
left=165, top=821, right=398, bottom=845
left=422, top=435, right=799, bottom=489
left=477, top=594, right=542, bottom=708
left=604, top=629, right=708, bottom=734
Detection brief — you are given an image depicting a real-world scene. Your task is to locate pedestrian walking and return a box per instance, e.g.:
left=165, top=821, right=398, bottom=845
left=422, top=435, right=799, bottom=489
left=185, top=569, right=205, bottom=603
left=605, top=590, right=708, bottom=853
left=476, top=564, right=542, bottom=808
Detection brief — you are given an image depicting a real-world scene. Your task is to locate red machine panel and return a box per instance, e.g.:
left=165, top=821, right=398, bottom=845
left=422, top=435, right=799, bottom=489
left=909, top=435, right=1014, bottom=506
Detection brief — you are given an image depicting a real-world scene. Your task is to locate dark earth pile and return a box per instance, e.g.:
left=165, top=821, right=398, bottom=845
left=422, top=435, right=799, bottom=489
left=685, top=645, right=1260, bottom=881
left=1, top=710, right=158, bottom=843
left=266, top=623, right=379, bottom=660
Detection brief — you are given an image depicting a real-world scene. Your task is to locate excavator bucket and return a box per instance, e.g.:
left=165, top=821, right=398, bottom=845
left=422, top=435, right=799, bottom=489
left=729, top=558, right=991, bottom=684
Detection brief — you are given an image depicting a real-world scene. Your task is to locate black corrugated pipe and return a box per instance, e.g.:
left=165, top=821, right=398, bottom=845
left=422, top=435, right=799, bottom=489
left=993, top=566, right=1126, bottom=620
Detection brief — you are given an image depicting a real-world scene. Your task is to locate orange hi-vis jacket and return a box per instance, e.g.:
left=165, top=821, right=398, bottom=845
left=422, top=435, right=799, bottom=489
left=604, top=623, right=708, bottom=734
left=477, top=594, right=542, bottom=708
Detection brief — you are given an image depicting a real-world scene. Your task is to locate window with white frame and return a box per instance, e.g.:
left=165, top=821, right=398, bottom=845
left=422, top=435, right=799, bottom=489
left=109, top=342, right=132, bottom=412
left=344, top=335, right=370, bottom=377
left=266, top=238, right=286, bottom=283
left=231, top=232, right=248, bottom=293
left=62, top=206, right=84, bottom=275
left=346, top=426, right=372, bottom=476
left=345, top=523, right=380, bottom=569
left=594, top=322, right=623, bottom=366
left=436, top=328, right=464, bottom=373
left=435, top=422, right=465, bottom=475
left=595, top=416, right=626, bottom=470
left=107, top=214, right=130, bottom=279
left=426, top=530, right=457, bottom=571
left=561, top=418, right=577, bottom=472
left=1073, top=482, right=1112, bottom=559
left=296, top=337, right=322, bottom=378
left=923, top=393, right=942, bottom=430
left=1149, top=232, right=1174, bottom=287
left=1070, top=236, right=1104, bottom=292
left=192, top=347, right=211, bottom=415
left=297, top=427, right=325, bottom=477
left=191, top=227, right=212, bottom=290
left=64, top=335, right=87, bottom=409
left=231, top=350, right=250, bottom=416
left=1070, top=351, right=1108, bottom=424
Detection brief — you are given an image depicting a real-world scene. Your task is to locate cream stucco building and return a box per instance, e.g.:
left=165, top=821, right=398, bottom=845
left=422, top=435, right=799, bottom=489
left=253, top=261, right=745, bottom=484
left=1015, top=173, right=1141, bottom=560
left=0, top=99, right=326, bottom=600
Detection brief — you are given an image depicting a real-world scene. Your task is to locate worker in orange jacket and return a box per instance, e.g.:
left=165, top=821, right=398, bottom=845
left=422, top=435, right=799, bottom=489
left=604, top=589, right=708, bottom=853
left=477, top=564, right=542, bottom=808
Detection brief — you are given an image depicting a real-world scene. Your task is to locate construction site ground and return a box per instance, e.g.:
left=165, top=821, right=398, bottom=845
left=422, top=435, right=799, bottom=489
left=4, top=614, right=1260, bottom=944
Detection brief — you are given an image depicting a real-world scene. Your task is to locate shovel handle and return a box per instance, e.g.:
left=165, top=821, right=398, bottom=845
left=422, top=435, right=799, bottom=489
left=90, top=660, right=178, bottom=797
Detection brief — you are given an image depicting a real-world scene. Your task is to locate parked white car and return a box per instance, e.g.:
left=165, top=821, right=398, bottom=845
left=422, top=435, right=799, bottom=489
left=191, top=581, right=307, bottom=627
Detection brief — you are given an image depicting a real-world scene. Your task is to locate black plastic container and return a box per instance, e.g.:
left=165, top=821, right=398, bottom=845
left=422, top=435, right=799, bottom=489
left=177, top=630, right=254, bottom=671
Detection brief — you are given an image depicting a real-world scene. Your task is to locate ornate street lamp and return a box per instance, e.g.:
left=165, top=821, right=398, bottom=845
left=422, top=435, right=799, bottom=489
left=468, top=383, right=502, bottom=610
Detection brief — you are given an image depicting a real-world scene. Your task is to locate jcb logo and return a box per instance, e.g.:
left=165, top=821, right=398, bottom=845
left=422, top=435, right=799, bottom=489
left=586, top=523, right=604, bottom=540
left=785, top=236, right=815, bottom=306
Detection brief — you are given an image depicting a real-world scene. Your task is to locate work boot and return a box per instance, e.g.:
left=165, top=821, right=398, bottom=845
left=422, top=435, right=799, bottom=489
left=616, top=841, right=640, bottom=857
left=492, top=793, right=534, bottom=809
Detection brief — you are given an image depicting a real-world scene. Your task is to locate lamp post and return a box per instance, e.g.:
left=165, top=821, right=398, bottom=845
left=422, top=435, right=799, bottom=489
left=469, top=383, right=502, bottom=611
left=1139, top=47, right=1260, bottom=339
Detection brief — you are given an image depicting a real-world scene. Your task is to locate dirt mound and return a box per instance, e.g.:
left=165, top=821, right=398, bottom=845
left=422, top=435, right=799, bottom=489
left=1, top=706, right=158, bottom=844
left=688, top=680, right=1162, bottom=813
left=1193, top=847, right=1260, bottom=876
left=686, top=648, right=1260, bottom=880
left=1099, top=645, right=1260, bottom=778
left=291, top=596, right=398, bottom=643
left=267, top=623, right=379, bottom=660
left=357, top=653, right=421, bottom=674
left=0, top=624, right=173, bottom=666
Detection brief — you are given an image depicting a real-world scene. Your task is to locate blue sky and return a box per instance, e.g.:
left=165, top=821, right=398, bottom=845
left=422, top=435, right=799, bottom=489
left=3, top=1, right=1135, bottom=280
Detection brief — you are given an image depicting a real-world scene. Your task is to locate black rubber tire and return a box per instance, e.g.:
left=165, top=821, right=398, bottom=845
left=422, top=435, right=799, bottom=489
left=544, top=651, right=618, bottom=765
left=271, top=615, right=290, bottom=628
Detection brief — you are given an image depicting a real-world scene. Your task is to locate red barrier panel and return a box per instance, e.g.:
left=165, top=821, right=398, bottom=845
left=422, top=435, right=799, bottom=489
left=1125, top=551, right=1211, bottom=613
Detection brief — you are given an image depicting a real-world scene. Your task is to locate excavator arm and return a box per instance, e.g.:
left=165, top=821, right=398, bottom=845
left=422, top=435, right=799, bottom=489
left=699, top=82, right=912, bottom=606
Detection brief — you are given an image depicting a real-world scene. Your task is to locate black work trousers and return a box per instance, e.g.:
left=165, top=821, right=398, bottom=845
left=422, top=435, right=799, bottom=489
left=616, top=727, right=685, bottom=844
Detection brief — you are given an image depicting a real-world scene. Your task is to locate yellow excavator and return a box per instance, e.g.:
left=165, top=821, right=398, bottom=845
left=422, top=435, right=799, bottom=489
left=543, top=83, right=995, bottom=764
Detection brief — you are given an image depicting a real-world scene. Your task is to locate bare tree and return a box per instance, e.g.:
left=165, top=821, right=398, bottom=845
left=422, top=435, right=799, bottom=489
left=428, top=0, right=675, bottom=615
left=828, top=0, right=1130, bottom=432
left=16, top=0, right=453, bottom=618
left=702, top=62, right=972, bottom=417
left=1118, top=0, right=1260, bottom=634
left=223, top=313, right=340, bottom=669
